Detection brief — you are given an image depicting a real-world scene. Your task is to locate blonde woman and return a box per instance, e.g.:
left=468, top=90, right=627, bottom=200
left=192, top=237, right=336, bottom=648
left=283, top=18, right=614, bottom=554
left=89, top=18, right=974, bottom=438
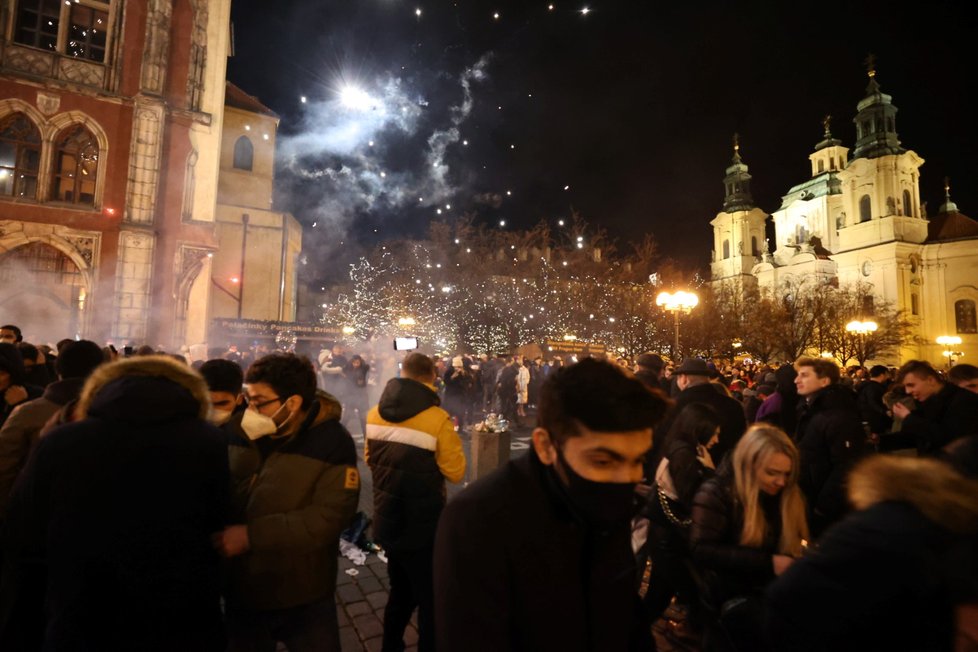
left=689, top=423, right=809, bottom=650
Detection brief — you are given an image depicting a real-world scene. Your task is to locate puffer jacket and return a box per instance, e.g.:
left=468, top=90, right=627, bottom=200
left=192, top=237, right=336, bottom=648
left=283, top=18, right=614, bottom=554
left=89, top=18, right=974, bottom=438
left=366, top=377, right=465, bottom=551
left=225, top=390, right=360, bottom=611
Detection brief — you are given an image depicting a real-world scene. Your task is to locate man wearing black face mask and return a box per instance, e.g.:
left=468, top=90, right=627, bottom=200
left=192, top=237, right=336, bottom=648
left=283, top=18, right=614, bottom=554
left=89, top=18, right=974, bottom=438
left=434, top=358, right=670, bottom=652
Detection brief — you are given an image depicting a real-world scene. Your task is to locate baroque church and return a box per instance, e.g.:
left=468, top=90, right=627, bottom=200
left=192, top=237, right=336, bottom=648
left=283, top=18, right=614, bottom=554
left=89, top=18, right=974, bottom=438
left=710, top=65, right=978, bottom=367
left=0, top=0, right=300, bottom=350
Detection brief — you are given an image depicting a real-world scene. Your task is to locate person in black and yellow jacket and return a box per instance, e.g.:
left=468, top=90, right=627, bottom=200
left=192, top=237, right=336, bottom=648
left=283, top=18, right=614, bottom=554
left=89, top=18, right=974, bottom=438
left=366, top=352, right=465, bottom=652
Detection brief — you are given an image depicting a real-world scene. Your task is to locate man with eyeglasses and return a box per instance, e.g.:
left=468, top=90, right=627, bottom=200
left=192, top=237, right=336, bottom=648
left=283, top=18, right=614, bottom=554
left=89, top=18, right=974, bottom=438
left=214, top=353, right=360, bottom=651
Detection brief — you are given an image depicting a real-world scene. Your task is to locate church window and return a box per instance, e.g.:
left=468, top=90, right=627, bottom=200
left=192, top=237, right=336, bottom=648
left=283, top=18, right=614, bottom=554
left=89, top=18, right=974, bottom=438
left=830, top=158, right=836, bottom=171
left=50, top=124, right=98, bottom=205
left=859, top=195, right=872, bottom=222
left=911, top=293, right=919, bottom=316
left=818, top=160, right=824, bottom=173
left=862, top=295, right=875, bottom=316
left=751, top=236, right=758, bottom=256
left=233, top=136, right=254, bottom=171
left=0, top=113, right=41, bottom=200
left=956, top=300, right=977, bottom=334
left=722, top=240, right=729, bottom=259
left=887, top=118, right=894, bottom=131
left=14, top=0, right=111, bottom=63
left=861, top=120, right=870, bottom=136
left=903, top=190, right=913, bottom=217
left=839, top=157, right=845, bottom=169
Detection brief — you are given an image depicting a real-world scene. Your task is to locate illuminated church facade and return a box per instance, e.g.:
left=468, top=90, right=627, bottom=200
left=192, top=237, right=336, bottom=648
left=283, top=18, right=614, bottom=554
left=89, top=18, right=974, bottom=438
left=710, top=68, right=978, bottom=367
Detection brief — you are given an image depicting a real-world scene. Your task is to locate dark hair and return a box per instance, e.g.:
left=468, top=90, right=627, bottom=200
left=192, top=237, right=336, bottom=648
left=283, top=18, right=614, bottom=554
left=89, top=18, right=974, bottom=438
left=794, top=356, right=840, bottom=384
left=666, top=402, right=721, bottom=448
left=245, top=353, right=317, bottom=409
left=401, top=352, right=435, bottom=380
left=200, top=358, right=244, bottom=395
left=897, top=359, right=941, bottom=383
left=0, top=342, right=25, bottom=382
left=56, top=338, right=74, bottom=353
left=869, top=365, right=890, bottom=378
left=949, top=364, right=978, bottom=384
left=56, top=340, right=104, bottom=379
left=16, top=341, right=39, bottom=364
left=136, top=344, right=157, bottom=356
left=537, top=357, right=670, bottom=445
left=0, top=324, right=22, bottom=342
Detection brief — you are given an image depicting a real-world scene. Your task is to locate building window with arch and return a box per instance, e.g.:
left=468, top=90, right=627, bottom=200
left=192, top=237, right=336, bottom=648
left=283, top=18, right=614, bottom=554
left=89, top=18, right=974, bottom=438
left=903, top=190, right=912, bottom=217
left=722, top=240, right=729, bottom=259
left=233, top=135, right=254, bottom=171
left=14, top=0, right=111, bottom=63
left=0, top=113, right=41, bottom=199
left=911, top=293, right=919, bottom=316
left=818, top=160, right=824, bottom=173
left=956, top=299, right=977, bottom=334
left=859, top=195, right=872, bottom=223
left=51, top=124, right=99, bottom=205
left=751, top=236, right=758, bottom=256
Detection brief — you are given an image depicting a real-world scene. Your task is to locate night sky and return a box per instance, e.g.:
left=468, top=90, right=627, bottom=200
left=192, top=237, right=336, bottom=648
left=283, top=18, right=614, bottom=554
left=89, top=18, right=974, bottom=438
left=226, top=0, right=977, bottom=284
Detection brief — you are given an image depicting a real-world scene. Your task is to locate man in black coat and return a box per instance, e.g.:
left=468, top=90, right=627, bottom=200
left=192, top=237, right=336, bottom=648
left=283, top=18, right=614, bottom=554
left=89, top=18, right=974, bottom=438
left=793, top=357, right=868, bottom=537
left=656, top=358, right=746, bottom=470
left=856, top=364, right=892, bottom=440
left=433, top=358, right=670, bottom=652
left=0, top=355, right=229, bottom=651
left=885, top=359, right=978, bottom=455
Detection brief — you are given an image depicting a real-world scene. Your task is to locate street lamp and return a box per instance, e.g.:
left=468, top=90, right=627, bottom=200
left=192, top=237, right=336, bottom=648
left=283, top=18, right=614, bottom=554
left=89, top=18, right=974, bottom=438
left=846, top=320, right=878, bottom=366
left=656, top=290, right=698, bottom=360
left=937, top=335, right=963, bottom=367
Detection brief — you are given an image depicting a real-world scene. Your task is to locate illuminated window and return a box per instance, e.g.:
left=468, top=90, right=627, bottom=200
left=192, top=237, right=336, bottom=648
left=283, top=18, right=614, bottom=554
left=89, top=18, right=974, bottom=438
left=14, top=0, right=111, bottom=63
left=51, top=125, right=98, bottom=205
left=0, top=113, right=41, bottom=199
left=233, top=136, right=253, bottom=171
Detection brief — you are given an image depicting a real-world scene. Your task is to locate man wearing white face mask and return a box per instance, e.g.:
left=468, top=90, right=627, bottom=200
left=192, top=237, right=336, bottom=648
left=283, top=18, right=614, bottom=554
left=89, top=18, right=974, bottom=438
left=199, top=358, right=245, bottom=430
left=214, top=353, right=360, bottom=652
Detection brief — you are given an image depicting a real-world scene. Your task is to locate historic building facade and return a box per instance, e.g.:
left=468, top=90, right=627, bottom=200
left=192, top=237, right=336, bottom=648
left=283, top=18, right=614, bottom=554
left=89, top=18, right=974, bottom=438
left=711, top=68, right=978, bottom=366
left=0, top=0, right=300, bottom=350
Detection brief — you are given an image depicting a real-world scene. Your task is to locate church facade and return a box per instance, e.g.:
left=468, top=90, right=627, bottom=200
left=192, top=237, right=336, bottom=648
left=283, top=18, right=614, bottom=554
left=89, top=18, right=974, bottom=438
left=710, top=68, right=978, bottom=367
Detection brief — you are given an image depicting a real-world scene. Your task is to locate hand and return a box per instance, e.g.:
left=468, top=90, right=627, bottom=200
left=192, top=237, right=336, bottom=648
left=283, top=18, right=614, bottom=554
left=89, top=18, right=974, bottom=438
left=891, top=402, right=911, bottom=420
left=213, top=525, right=250, bottom=558
left=696, top=445, right=715, bottom=470
left=4, top=385, right=28, bottom=406
left=772, top=554, right=795, bottom=576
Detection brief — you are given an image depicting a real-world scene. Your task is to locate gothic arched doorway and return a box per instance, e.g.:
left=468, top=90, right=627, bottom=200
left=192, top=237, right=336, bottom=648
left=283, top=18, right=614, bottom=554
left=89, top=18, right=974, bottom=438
left=0, top=242, right=87, bottom=344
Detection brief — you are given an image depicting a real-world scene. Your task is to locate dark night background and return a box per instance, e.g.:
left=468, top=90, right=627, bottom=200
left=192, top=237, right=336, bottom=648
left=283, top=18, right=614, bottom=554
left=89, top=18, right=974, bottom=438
left=225, top=0, right=977, bottom=285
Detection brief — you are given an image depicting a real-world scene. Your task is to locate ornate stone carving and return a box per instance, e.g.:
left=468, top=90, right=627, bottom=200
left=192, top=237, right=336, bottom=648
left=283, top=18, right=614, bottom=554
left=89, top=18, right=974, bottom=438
left=5, top=45, right=53, bottom=76
left=141, top=0, right=172, bottom=94
left=36, top=92, right=61, bottom=116
left=187, top=0, right=209, bottom=111
left=57, top=58, right=105, bottom=87
left=63, top=235, right=97, bottom=267
left=125, top=103, right=165, bottom=224
left=177, top=245, right=210, bottom=280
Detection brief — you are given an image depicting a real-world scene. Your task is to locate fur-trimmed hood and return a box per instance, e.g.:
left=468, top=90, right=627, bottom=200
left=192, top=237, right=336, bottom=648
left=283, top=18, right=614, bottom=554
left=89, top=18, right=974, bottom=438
left=848, top=455, right=978, bottom=534
left=77, top=355, right=211, bottom=422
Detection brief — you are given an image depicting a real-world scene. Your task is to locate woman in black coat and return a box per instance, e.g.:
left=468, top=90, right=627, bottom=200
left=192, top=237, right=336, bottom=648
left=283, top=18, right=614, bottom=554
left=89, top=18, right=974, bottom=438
left=642, top=403, right=721, bottom=625
left=689, top=424, right=808, bottom=651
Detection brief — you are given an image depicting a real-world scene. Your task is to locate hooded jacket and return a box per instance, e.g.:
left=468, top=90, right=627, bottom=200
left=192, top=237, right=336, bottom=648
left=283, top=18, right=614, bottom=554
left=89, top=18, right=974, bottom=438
left=0, top=355, right=229, bottom=651
left=366, top=377, right=465, bottom=551
left=765, top=456, right=978, bottom=651
left=225, top=390, right=360, bottom=611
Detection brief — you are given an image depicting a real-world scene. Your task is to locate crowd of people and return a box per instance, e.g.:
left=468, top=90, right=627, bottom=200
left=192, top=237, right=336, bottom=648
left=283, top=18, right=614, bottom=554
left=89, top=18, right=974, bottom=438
left=0, top=319, right=975, bottom=651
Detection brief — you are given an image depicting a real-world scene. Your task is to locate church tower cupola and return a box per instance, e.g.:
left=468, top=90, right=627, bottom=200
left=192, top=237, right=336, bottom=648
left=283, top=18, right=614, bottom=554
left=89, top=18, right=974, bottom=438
left=938, top=177, right=959, bottom=214
left=722, top=133, right=755, bottom=212
left=852, top=56, right=905, bottom=160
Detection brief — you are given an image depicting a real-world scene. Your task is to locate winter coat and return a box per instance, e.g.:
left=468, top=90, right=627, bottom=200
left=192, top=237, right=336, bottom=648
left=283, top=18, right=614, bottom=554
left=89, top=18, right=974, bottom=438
left=0, top=356, right=229, bottom=651
left=670, top=383, right=746, bottom=468
left=366, top=377, right=464, bottom=551
left=0, top=377, right=86, bottom=518
left=856, top=379, right=891, bottom=436
left=434, top=450, right=652, bottom=652
left=793, top=384, right=868, bottom=536
left=765, top=457, right=978, bottom=651
left=882, top=382, right=978, bottom=455
left=225, top=390, right=360, bottom=611
left=689, top=466, right=781, bottom=608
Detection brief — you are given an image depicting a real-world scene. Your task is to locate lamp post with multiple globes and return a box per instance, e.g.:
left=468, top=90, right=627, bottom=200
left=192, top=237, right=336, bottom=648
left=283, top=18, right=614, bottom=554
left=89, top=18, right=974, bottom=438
left=937, top=335, right=963, bottom=368
left=845, top=319, right=878, bottom=367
